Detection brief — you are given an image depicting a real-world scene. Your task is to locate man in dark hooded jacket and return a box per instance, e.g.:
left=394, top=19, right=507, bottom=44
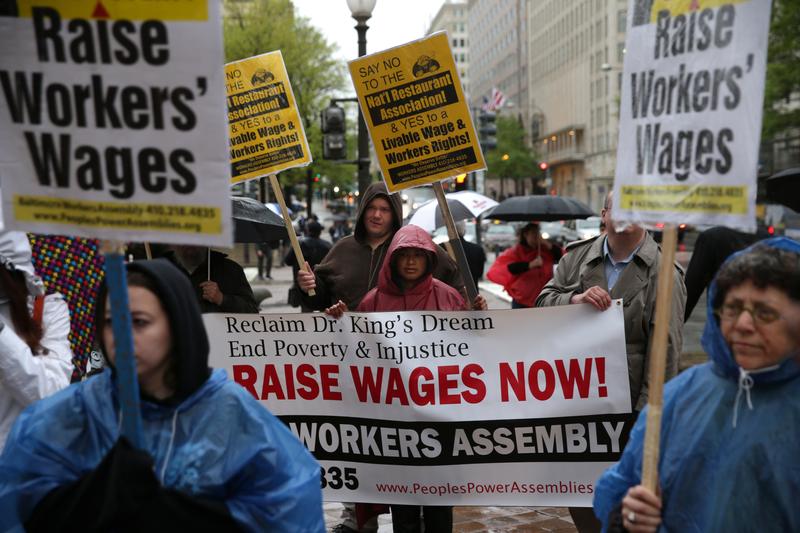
left=298, top=181, right=464, bottom=312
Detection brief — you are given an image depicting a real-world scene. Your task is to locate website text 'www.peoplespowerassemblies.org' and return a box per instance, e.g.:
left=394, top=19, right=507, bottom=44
left=375, top=479, right=594, bottom=497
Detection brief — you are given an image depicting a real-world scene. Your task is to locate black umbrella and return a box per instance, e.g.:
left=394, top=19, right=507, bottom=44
left=486, top=195, right=595, bottom=222
left=766, top=168, right=800, bottom=212
left=232, top=196, right=288, bottom=243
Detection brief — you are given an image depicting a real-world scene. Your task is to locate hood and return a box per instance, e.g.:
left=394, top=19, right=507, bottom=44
left=702, top=237, right=800, bottom=386
left=126, top=259, right=211, bottom=401
left=0, top=231, right=44, bottom=296
left=354, top=181, right=402, bottom=243
left=378, top=224, right=438, bottom=296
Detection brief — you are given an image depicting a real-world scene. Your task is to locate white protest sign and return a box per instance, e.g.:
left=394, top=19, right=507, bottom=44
left=613, top=0, right=771, bottom=231
left=206, top=303, right=632, bottom=506
left=0, top=1, right=231, bottom=246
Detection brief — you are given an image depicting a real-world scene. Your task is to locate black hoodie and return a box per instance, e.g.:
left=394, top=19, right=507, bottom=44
left=126, top=259, right=211, bottom=401
left=97, top=259, right=211, bottom=402
left=301, top=181, right=465, bottom=311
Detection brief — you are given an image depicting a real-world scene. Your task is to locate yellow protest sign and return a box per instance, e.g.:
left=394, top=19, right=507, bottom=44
left=226, top=52, right=311, bottom=184
left=349, top=32, right=485, bottom=193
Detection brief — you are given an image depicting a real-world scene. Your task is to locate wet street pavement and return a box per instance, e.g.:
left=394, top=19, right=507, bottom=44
left=322, top=503, right=577, bottom=532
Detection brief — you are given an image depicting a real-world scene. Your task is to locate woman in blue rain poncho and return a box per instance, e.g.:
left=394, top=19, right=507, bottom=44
left=593, top=237, right=800, bottom=532
left=0, top=259, right=324, bottom=532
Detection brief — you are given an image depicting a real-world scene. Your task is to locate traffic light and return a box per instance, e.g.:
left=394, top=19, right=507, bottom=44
left=454, top=173, right=468, bottom=191
left=478, top=111, right=497, bottom=151
left=538, top=161, right=548, bottom=172
left=321, top=104, right=346, bottom=160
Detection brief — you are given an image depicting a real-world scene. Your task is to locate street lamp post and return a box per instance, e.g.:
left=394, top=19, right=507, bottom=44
left=347, top=0, right=377, bottom=200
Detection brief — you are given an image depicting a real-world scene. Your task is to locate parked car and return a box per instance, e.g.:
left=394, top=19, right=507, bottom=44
left=431, top=221, right=477, bottom=244
left=401, top=186, right=436, bottom=219
left=482, top=223, right=518, bottom=253
left=573, top=216, right=603, bottom=239
left=539, top=221, right=579, bottom=247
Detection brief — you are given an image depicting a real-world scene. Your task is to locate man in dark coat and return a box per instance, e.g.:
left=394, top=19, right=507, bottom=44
left=449, top=220, right=486, bottom=289
left=163, top=246, right=259, bottom=314
left=285, top=221, right=332, bottom=312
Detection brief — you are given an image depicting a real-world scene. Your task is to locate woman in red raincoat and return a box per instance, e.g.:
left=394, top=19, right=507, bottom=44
left=486, top=222, right=562, bottom=308
left=326, top=224, right=486, bottom=533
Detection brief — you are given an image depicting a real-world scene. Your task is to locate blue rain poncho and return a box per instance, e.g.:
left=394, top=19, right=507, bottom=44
left=593, top=237, right=800, bottom=532
left=0, top=259, right=324, bottom=532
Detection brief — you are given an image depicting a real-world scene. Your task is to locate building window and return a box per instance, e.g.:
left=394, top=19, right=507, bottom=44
left=617, top=9, right=627, bottom=32
left=617, top=42, right=625, bottom=62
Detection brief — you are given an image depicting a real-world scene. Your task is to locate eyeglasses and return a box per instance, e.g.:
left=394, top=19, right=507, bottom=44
left=715, top=301, right=782, bottom=326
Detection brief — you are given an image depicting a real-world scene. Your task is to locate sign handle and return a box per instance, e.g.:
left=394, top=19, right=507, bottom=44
left=641, top=224, right=678, bottom=492
left=268, top=173, right=315, bottom=296
left=100, top=242, right=145, bottom=449
left=143, top=243, right=153, bottom=260
left=433, top=182, right=478, bottom=305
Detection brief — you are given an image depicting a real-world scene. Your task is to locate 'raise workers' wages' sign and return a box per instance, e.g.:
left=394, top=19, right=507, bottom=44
left=0, top=1, right=231, bottom=246
left=613, top=0, right=771, bottom=231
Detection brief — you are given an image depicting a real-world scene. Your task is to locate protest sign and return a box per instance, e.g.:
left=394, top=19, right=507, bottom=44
left=613, top=0, right=772, bottom=231
left=206, top=302, right=632, bottom=506
left=0, top=0, right=231, bottom=246
left=348, top=32, right=485, bottom=193
left=226, top=51, right=311, bottom=184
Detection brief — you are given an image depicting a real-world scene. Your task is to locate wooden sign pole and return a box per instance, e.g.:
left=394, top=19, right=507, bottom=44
left=268, top=173, right=315, bottom=296
left=433, top=182, right=478, bottom=304
left=641, top=224, right=678, bottom=492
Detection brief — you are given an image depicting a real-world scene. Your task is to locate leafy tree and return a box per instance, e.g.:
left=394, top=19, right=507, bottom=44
left=223, top=0, right=355, bottom=194
left=763, top=0, right=800, bottom=139
left=485, top=116, right=539, bottom=196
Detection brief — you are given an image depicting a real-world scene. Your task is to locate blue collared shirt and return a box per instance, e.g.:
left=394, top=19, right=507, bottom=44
left=603, top=236, right=639, bottom=290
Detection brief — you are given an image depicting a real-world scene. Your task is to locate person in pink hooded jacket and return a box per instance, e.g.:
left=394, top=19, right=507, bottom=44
left=327, top=224, right=486, bottom=532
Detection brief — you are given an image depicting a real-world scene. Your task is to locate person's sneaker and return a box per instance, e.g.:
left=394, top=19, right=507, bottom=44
left=330, top=525, right=358, bottom=533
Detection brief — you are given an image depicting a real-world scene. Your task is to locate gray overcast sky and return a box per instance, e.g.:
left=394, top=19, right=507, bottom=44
left=292, top=0, right=445, bottom=63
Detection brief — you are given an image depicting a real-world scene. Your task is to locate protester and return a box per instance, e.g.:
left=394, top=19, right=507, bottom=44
left=683, top=225, right=768, bottom=321
left=256, top=239, right=279, bottom=280
left=536, top=191, right=685, bottom=533
left=326, top=225, right=486, bottom=533
left=299, top=182, right=464, bottom=533
left=298, top=181, right=464, bottom=312
left=487, top=222, right=561, bottom=308
left=594, top=238, right=800, bottom=532
left=285, top=220, right=332, bottom=311
left=0, top=231, right=73, bottom=449
left=0, top=259, right=323, bottom=532
left=446, top=220, right=486, bottom=289
left=164, top=245, right=258, bottom=313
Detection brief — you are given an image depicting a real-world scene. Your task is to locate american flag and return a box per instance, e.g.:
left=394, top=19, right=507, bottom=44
left=482, top=87, right=507, bottom=112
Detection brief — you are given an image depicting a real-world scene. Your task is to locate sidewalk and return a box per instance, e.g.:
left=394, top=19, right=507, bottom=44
left=322, top=503, right=576, bottom=532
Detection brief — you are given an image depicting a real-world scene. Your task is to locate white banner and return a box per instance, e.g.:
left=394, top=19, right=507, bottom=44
left=614, top=0, right=772, bottom=231
left=206, top=303, right=632, bottom=506
left=0, top=1, right=231, bottom=246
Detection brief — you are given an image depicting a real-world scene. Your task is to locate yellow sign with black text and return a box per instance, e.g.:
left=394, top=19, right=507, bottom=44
left=349, top=32, right=485, bottom=193
left=226, top=52, right=311, bottom=184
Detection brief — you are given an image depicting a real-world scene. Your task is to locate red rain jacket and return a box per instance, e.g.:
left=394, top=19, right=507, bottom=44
left=357, top=225, right=466, bottom=312
left=486, top=242, right=556, bottom=307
